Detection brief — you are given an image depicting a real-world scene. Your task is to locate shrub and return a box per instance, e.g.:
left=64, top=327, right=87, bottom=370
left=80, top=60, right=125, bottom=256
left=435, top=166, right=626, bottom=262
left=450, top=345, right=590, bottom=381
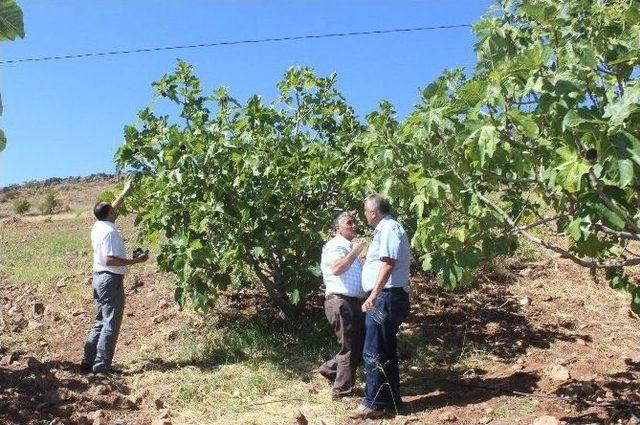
left=12, top=198, right=30, bottom=214
left=38, top=191, right=61, bottom=215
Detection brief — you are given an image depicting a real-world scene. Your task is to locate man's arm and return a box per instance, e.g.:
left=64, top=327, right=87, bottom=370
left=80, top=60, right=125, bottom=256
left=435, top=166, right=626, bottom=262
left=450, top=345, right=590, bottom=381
left=112, top=180, right=133, bottom=211
left=106, top=252, right=148, bottom=266
left=329, top=242, right=365, bottom=275
left=361, top=257, right=395, bottom=311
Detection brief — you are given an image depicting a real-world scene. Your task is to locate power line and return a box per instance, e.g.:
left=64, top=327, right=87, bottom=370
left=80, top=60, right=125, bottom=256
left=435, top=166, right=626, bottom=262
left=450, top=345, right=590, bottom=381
left=0, top=24, right=472, bottom=65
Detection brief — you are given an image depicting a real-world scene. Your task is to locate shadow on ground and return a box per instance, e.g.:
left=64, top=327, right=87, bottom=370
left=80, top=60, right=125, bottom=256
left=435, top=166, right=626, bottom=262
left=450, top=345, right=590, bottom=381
left=0, top=357, right=132, bottom=424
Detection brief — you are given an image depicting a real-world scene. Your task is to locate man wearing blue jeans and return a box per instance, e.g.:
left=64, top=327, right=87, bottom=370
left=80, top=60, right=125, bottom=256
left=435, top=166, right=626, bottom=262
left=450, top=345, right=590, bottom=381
left=81, top=181, right=148, bottom=373
left=349, top=194, right=411, bottom=419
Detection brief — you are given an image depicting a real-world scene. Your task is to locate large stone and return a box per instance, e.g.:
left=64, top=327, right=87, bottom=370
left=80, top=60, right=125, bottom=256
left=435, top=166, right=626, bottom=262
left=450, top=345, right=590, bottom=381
left=548, top=365, right=571, bottom=381
left=533, top=415, right=560, bottom=425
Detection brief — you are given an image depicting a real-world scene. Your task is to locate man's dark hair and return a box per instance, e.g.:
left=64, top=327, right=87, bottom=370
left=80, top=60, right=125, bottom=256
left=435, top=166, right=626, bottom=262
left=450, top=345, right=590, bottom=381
left=94, top=202, right=111, bottom=221
left=365, top=194, right=391, bottom=215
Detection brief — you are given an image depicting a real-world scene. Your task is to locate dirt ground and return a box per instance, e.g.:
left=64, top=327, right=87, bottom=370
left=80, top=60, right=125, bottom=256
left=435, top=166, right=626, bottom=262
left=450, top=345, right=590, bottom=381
left=1, top=179, right=640, bottom=425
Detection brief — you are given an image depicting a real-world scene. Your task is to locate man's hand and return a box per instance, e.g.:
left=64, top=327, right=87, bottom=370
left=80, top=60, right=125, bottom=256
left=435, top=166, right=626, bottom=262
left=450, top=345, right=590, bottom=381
left=134, top=250, right=150, bottom=263
left=352, top=240, right=366, bottom=256
left=361, top=291, right=378, bottom=312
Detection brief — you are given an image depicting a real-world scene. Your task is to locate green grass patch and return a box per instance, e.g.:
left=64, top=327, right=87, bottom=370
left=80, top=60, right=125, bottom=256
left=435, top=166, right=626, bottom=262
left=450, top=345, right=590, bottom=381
left=1, top=221, right=88, bottom=287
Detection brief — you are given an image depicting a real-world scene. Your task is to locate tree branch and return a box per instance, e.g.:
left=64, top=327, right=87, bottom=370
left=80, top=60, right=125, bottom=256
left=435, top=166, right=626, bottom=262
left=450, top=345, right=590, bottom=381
left=594, top=223, right=640, bottom=241
left=475, top=190, right=640, bottom=269
left=587, top=169, right=640, bottom=233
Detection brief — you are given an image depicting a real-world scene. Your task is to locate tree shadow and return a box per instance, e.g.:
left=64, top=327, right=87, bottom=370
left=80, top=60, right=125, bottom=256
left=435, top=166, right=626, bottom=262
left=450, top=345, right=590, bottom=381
left=135, top=302, right=336, bottom=380
left=0, top=357, right=132, bottom=423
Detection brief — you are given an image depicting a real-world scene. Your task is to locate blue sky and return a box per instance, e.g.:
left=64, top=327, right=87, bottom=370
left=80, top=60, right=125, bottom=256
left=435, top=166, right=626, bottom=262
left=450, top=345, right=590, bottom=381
left=1, top=0, right=493, bottom=187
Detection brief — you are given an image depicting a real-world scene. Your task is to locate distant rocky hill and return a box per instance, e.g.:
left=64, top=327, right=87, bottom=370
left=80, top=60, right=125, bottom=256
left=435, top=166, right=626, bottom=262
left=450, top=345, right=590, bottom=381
left=1, top=173, right=119, bottom=193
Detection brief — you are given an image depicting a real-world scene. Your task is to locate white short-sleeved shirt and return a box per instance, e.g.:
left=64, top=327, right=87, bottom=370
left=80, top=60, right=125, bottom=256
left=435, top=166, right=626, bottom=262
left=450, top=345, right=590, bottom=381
left=91, top=220, right=128, bottom=275
left=362, top=215, right=410, bottom=292
left=321, top=235, right=365, bottom=298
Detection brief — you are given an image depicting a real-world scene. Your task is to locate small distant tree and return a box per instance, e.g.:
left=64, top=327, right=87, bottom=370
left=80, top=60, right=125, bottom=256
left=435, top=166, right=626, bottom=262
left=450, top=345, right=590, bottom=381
left=12, top=198, right=29, bottom=214
left=38, top=191, right=61, bottom=215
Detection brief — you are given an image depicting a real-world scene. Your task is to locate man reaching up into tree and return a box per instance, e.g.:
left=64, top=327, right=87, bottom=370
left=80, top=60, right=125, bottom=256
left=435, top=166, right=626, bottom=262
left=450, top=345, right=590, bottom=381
left=81, top=181, right=148, bottom=373
left=318, top=211, right=366, bottom=398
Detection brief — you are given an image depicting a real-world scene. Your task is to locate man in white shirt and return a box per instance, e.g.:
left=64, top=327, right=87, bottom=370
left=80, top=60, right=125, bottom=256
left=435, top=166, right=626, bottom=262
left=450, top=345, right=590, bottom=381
left=81, top=182, right=148, bottom=373
left=350, top=194, right=410, bottom=419
left=318, top=211, right=366, bottom=398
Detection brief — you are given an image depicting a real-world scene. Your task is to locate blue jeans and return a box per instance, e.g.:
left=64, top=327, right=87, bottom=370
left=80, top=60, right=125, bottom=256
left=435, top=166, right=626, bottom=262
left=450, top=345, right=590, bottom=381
left=362, top=288, right=410, bottom=411
left=82, top=272, right=125, bottom=371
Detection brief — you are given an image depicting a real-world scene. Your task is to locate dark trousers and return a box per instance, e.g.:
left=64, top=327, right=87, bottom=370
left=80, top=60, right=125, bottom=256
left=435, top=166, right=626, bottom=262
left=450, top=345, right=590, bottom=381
left=82, top=272, right=125, bottom=371
left=319, top=295, right=364, bottom=396
left=362, top=288, right=410, bottom=411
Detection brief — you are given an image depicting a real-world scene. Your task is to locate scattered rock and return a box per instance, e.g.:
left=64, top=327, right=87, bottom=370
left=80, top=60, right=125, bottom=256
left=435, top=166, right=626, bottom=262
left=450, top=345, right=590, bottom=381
left=71, top=413, right=91, bottom=425
left=93, top=385, right=109, bottom=396
left=158, top=409, right=171, bottom=419
left=0, top=352, right=19, bottom=365
left=294, top=409, right=308, bottom=425
left=154, top=398, right=164, bottom=409
left=533, top=415, right=560, bottom=425
left=55, top=278, right=68, bottom=289
left=439, top=411, right=457, bottom=422
left=28, top=319, right=44, bottom=330
left=519, top=267, right=532, bottom=277
left=9, top=318, right=28, bottom=332
left=519, top=296, right=532, bottom=306
left=72, top=310, right=86, bottom=317
left=548, top=365, right=571, bottom=381
left=576, top=338, right=587, bottom=346
left=32, top=301, right=45, bottom=316
left=485, top=321, right=504, bottom=336
left=87, top=410, right=106, bottom=422
left=577, top=381, right=597, bottom=396
left=26, top=356, right=41, bottom=368
left=114, top=394, right=137, bottom=410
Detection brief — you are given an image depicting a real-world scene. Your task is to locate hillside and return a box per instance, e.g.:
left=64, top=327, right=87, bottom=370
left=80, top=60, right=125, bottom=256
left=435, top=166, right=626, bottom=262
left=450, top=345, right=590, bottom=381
left=1, top=178, right=639, bottom=425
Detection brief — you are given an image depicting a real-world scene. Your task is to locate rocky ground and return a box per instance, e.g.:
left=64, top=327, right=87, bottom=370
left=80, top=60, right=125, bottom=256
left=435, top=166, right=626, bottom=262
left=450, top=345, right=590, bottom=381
left=1, top=178, right=640, bottom=424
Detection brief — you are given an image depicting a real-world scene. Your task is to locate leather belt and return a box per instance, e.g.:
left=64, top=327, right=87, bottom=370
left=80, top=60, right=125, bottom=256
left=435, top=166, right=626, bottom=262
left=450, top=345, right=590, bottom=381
left=326, top=293, right=361, bottom=302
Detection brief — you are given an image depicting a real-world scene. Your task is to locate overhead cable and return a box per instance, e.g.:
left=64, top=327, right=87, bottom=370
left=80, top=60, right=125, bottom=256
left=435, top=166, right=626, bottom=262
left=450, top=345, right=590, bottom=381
left=0, top=24, right=472, bottom=65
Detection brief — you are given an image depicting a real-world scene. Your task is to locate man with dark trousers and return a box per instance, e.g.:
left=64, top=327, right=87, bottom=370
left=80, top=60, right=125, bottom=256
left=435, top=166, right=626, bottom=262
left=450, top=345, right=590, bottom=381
left=319, top=211, right=366, bottom=398
left=81, top=181, right=148, bottom=373
left=349, top=194, right=411, bottom=419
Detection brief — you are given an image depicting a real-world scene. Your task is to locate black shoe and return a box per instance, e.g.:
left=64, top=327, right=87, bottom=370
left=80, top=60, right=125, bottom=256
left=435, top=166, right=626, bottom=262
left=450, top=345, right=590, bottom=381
left=331, top=391, right=353, bottom=400
left=79, top=362, right=93, bottom=373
